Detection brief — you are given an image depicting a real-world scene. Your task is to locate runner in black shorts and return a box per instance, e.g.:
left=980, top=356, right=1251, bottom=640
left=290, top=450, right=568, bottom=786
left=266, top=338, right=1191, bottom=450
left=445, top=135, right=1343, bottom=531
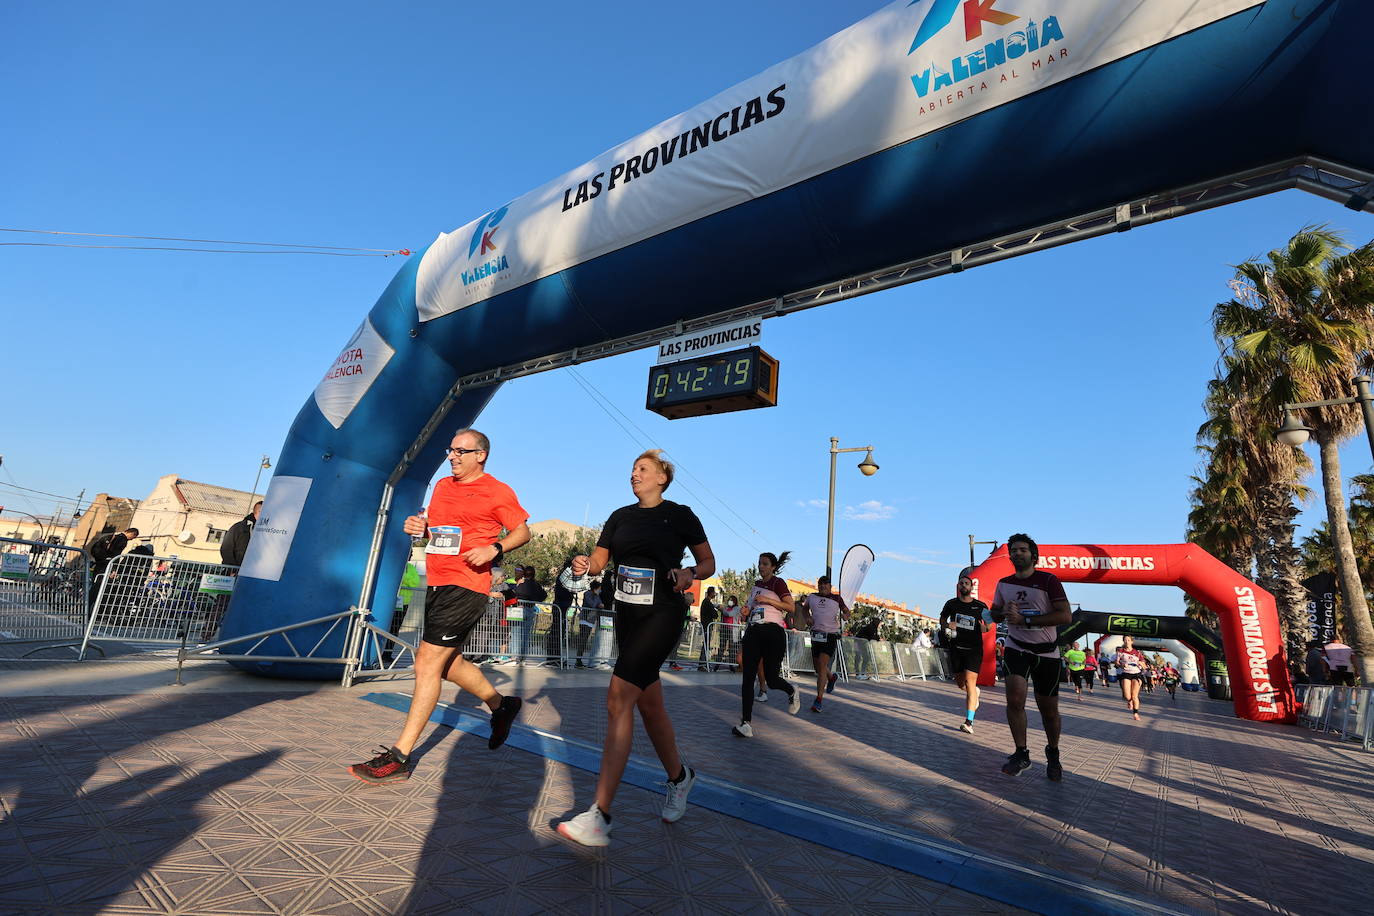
left=802, top=575, right=848, bottom=713
left=939, top=567, right=989, bottom=733
left=990, top=534, right=1073, bottom=781
left=557, top=449, right=715, bottom=847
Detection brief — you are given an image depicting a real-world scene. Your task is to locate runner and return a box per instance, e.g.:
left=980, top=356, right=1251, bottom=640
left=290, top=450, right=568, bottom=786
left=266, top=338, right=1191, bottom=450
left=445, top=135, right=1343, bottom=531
left=938, top=567, right=989, bottom=732
left=1064, top=642, right=1088, bottom=699
left=1116, top=635, right=1147, bottom=720
left=348, top=428, right=530, bottom=784
left=1082, top=649, right=1098, bottom=694
left=989, top=534, right=1073, bottom=781
left=1162, top=662, right=1180, bottom=701
left=733, top=551, right=801, bottom=736
left=803, top=575, right=848, bottom=712
left=556, top=449, right=715, bottom=847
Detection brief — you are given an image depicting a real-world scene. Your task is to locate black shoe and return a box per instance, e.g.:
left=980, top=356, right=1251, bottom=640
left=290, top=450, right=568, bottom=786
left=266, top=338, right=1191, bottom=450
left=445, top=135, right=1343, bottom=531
left=575, top=661, right=585, bottom=668
left=1001, top=748, right=1031, bottom=777
left=348, top=746, right=413, bottom=784
left=489, top=696, right=523, bottom=749
left=1045, top=747, right=1063, bottom=782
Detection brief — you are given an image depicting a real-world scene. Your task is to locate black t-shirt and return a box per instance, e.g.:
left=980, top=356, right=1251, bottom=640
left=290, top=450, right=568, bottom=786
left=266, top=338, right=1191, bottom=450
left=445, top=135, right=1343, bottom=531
left=939, top=597, right=989, bottom=651
left=515, top=579, right=546, bottom=604
left=596, top=500, right=707, bottom=614
left=700, top=598, right=719, bottom=626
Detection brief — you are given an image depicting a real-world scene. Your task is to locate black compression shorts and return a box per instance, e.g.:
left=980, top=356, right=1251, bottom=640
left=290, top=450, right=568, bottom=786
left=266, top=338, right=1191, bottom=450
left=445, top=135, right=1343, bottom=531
left=422, top=585, right=492, bottom=648
left=612, top=605, right=686, bottom=689
left=1004, top=647, right=1063, bottom=697
left=810, top=632, right=839, bottom=659
left=951, top=647, right=984, bottom=675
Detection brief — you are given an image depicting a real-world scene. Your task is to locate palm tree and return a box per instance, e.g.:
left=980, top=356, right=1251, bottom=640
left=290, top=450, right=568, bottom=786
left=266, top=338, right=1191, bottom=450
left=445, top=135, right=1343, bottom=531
left=1213, top=227, right=1374, bottom=681
left=1196, top=368, right=1311, bottom=650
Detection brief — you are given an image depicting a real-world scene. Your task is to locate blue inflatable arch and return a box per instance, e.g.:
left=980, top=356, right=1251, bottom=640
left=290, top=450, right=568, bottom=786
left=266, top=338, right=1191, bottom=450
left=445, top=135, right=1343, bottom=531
left=219, top=0, right=1374, bottom=677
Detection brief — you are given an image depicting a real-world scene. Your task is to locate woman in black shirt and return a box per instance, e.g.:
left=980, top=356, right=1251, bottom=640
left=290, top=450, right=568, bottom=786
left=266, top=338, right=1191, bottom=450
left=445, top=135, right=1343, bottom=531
left=557, top=450, right=715, bottom=847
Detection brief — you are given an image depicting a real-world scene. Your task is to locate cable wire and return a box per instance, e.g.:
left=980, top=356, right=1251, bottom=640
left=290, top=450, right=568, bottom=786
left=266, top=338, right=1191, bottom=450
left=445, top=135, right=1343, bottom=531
left=0, top=242, right=404, bottom=257
left=0, top=226, right=409, bottom=254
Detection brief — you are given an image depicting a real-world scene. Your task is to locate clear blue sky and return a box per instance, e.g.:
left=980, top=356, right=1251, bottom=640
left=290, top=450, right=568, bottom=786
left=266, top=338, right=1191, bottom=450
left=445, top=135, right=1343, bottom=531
left=5, top=0, right=1371, bottom=618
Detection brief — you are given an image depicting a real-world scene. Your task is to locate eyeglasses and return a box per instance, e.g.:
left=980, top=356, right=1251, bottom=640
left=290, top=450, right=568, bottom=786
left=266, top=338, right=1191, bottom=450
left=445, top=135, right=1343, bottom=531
left=445, top=447, right=484, bottom=457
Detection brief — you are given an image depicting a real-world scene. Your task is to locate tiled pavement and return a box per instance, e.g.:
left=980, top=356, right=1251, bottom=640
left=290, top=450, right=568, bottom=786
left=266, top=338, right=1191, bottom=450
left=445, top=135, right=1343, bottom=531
left=0, top=661, right=1369, bottom=915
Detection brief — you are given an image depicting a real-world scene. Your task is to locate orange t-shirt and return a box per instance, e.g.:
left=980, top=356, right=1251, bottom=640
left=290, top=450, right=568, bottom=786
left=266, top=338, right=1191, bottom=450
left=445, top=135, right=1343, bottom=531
left=424, top=473, right=528, bottom=592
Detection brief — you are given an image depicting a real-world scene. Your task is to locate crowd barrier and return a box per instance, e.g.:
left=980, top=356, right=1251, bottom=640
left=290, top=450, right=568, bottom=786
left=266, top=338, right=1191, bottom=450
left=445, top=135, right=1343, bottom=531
left=0, top=537, right=91, bottom=651
left=81, top=552, right=239, bottom=657
left=1296, top=684, right=1374, bottom=751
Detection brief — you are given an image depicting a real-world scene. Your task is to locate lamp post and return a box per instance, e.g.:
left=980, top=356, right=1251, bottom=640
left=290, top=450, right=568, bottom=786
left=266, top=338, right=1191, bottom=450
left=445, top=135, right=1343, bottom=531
left=1275, top=375, right=1374, bottom=461
left=825, top=437, right=879, bottom=580
left=4, top=510, right=49, bottom=544
left=968, top=535, right=1001, bottom=567
left=248, top=455, right=272, bottom=511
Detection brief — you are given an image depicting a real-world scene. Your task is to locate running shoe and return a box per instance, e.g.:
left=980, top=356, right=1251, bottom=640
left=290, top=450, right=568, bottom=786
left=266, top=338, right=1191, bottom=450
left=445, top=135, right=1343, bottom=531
left=348, top=746, right=412, bottom=784
left=488, top=695, right=523, bottom=749
left=826, top=673, right=838, bottom=694
left=1045, top=746, right=1063, bottom=782
left=732, top=721, right=754, bottom=738
left=756, top=690, right=767, bottom=702
left=670, top=662, right=684, bottom=671
left=787, top=690, right=801, bottom=715
left=661, top=766, right=696, bottom=823
left=1001, top=748, right=1031, bottom=777
left=958, top=720, right=973, bottom=734
left=811, top=699, right=823, bottom=713
left=557, top=803, right=612, bottom=847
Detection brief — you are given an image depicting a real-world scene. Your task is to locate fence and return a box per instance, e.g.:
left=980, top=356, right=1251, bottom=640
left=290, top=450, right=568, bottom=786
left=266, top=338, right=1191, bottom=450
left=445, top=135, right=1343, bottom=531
left=0, top=537, right=91, bottom=651
left=1296, top=684, right=1374, bottom=751
left=81, top=552, right=240, bottom=657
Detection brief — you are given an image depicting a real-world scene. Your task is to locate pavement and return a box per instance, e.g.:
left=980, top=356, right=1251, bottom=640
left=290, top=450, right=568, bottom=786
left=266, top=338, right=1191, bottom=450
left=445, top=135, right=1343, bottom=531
left=0, top=655, right=1370, bottom=915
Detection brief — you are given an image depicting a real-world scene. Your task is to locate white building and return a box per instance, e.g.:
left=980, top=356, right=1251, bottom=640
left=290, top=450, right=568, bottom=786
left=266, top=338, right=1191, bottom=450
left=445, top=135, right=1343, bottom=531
left=128, top=475, right=258, bottom=564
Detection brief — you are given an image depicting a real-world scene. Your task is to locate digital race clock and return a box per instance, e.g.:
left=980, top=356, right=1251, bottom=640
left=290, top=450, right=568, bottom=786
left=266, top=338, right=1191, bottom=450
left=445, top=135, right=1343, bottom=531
left=646, top=346, right=779, bottom=420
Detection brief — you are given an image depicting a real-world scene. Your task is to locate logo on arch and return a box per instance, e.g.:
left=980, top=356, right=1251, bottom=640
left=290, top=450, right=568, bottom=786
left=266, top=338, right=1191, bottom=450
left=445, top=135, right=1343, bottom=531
left=461, top=204, right=512, bottom=288
left=905, top=0, right=1066, bottom=101
left=908, top=0, right=1018, bottom=54
left=1108, top=615, right=1158, bottom=636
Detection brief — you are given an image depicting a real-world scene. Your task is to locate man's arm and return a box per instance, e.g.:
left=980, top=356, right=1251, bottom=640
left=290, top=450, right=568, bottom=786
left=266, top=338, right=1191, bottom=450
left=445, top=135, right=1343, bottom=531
left=1039, top=597, right=1074, bottom=627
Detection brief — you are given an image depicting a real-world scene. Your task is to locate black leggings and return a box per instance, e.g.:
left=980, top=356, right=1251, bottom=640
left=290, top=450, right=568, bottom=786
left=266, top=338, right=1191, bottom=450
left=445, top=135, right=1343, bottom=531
left=740, top=623, right=793, bottom=721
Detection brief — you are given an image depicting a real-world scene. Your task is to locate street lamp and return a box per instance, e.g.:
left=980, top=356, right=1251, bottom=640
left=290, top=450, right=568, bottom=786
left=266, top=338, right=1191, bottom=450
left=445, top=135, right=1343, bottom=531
left=1274, top=375, right=1374, bottom=462
left=826, top=437, right=879, bottom=580
left=968, top=535, right=1001, bottom=566
left=248, top=455, right=272, bottom=511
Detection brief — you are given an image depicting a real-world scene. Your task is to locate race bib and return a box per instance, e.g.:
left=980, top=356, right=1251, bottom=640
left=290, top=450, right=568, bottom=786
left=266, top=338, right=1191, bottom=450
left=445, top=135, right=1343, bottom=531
left=955, top=614, right=975, bottom=630
left=615, top=565, right=655, bottom=605
left=425, top=525, right=462, bottom=556
left=747, top=585, right=770, bottom=623
left=811, top=630, right=831, bottom=643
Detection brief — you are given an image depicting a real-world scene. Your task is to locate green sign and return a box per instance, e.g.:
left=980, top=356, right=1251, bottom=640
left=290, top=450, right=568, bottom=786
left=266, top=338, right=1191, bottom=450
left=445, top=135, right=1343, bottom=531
left=1, top=554, right=30, bottom=581
left=1207, top=659, right=1229, bottom=674
left=1108, top=615, right=1158, bottom=636
left=198, top=574, right=236, bottom=597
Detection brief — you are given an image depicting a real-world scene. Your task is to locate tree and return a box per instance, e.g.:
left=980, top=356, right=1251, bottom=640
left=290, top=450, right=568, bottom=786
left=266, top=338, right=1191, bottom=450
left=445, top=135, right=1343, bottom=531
left=505, top=527, right=600, bottom=587
left=715, top=566, right=757, bottom=606
left=1213, top=226, right=1374, bottom=680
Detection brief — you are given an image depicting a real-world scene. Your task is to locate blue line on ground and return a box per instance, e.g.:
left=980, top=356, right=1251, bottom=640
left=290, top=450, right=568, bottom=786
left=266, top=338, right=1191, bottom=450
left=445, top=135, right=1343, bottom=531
left=360, top=691, right=1189, bottom=916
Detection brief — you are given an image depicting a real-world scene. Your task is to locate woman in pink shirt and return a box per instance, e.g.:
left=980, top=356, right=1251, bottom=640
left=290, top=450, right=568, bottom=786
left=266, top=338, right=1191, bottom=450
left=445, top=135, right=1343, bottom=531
left=732, top=551, right=800, bottom=736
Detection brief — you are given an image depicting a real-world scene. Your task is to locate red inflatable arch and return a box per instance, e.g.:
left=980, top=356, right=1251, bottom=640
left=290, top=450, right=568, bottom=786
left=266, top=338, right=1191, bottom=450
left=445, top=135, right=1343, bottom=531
left=968, top=544, right=1296, bottom=724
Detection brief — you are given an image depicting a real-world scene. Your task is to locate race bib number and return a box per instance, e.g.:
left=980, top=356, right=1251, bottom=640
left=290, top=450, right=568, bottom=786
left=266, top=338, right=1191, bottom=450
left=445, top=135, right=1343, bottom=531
left=425, top=525, right=462, bottom=556
left=811, top=630, right=831, bottom=643
left=748, top=585, right=769, bottom=623
left=505, top=607, right=524, bottom=621
left=955, top=614, right=975, bottom=630
left=615, top=565, right=655, bottom=606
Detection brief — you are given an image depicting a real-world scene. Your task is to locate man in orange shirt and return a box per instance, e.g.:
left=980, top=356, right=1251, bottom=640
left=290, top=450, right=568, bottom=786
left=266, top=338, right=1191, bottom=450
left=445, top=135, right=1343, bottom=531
left=349, top=428, right=532, bottom=783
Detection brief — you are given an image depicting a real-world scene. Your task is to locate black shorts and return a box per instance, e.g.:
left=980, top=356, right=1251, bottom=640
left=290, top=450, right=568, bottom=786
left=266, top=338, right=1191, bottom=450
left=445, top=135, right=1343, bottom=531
left=810, top=632, right=839, bottom=659
left=951, top=646, right=984, bottom=675
left=1329, top=668, right=1356, bottom=687
left=1118, top=672, right=1142, bottom=682
left=1004, top=647, right=1063, bottom=697
left=1069, top=669, right=1086, bottom=687
left=613, top=604, right=686, bottom=690
left=421, top=585, right=492, bottom=648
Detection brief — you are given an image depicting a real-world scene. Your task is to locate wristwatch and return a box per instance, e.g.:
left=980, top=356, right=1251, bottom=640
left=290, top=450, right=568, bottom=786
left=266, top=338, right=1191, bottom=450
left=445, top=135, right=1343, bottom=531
left=490, top=542, right=504, bottom=564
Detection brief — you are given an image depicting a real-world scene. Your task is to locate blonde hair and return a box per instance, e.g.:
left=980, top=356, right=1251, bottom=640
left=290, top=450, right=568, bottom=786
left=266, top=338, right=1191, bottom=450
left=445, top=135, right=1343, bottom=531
left=636, top=449, right=675, bottom=491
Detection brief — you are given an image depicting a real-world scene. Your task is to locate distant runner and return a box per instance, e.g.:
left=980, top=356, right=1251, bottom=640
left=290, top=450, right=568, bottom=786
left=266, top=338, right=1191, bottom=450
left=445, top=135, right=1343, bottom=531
left=733, top=551, right=801, bottom=736
left=803, top=575, right=848, bottom=713
left=1115, top=636, right=1147, bottom=721
left=1064, top=643, right=1088, bottom=699
left=990, top=534, right=1072, bottom=781
left=939, top=567, right=989, bottom=733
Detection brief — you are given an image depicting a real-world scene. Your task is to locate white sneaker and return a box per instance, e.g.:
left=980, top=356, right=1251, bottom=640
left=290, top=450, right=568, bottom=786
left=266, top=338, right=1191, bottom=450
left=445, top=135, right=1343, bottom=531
left=557, top=803, right=612, bottom=847
left=756, top=691, right=767, bottom=702
left=959, top=720, right=973, bottom=734
left=787, top=690, right=801, bottom=715
left=732, top=722, right=753, bottom=738
left=661, top=766, right=696, bottom=823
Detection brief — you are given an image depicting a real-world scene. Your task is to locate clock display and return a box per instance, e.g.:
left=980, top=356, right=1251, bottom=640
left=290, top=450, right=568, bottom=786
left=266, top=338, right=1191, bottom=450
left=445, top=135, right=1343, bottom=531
left=646, top=346, right=779, bottom=419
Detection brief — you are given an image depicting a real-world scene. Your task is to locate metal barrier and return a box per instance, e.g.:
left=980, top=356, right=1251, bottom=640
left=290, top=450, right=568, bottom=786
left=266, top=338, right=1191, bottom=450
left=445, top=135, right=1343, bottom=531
left=838, top=636, right=878, bottom=680
left=668, top=620, right=704, bottom=668
left=894, top=645, right=948, bottom=680
left=704, top=622, right=744, bottom=672
left=81, top=552, right=239, bottom=657
left=452, top=599, right=566, bottom=667
left=785, top=629, right=816, bottom=676
left=0, top=537, right=91, bottom=652
left=1297, top=684, right=1374, bottom=751
left=568, top=609, right=619, bottom=668
left=870, top=641, right=901, bottom=679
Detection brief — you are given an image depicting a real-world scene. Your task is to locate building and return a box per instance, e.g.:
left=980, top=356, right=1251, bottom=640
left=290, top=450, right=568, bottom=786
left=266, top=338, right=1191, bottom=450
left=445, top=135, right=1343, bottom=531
left=68, top=493, right=141, bottom=550
left=0, top=514, right=73, bottom=545
left=128, top=475, right=259, bottom=564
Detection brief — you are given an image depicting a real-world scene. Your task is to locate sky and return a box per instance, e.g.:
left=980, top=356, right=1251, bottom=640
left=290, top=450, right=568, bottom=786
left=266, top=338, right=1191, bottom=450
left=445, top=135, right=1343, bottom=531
left=4, top=0, right=1372, bottom=620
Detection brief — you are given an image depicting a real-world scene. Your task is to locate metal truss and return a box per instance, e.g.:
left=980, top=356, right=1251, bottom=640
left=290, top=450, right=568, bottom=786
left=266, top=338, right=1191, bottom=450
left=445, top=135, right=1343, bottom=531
left=450, top=156, right=1373, bottom=392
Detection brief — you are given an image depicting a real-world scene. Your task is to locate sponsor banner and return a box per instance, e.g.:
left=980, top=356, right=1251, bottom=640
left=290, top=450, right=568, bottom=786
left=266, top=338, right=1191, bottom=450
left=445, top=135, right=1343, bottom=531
left=838, top=544, right=875, bottom=609
left=1302, top=572, right=1337, bottom=643
left=198, top=574, right=236, bottom=597
left=240, top=477, right=312, bottom=583
left=1, top=553, right=30, bottom=580
left=1107, top=615, right=1158, bottom=636
left=313, top=318, right=395, bottom=429
left=416, top=0, right=1262, bottom=322
left=656, top=318, right=762, bottom=365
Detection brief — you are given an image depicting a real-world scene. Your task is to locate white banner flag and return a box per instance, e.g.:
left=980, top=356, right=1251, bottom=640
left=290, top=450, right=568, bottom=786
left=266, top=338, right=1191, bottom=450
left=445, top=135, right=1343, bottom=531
left=839, top=544, right=875, bottom=609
